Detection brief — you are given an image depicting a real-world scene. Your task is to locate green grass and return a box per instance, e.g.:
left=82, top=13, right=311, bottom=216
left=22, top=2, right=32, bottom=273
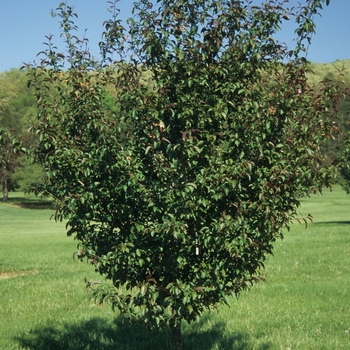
left=1, top=189, right=350, bottom=349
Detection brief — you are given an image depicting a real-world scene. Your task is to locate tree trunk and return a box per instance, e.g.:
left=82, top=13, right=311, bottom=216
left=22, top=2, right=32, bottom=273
left=171, top=323, right=183, bottom=350
left=2, top=179, right=8, bottom=202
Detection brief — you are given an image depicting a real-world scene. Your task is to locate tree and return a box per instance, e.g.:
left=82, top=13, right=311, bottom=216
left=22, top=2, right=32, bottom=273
left=11, top=156, right=44, bottom=192
left=0, top=74, right=17, bottom=125
left=0, top=70, right=40, bottom=193
left=27, top=0, right=342, bottom=348
left=340, top=102, right=350, bottom=192
left=0, top=70, right=35, bottom=134
left=0, top=127, right=22, bottom=201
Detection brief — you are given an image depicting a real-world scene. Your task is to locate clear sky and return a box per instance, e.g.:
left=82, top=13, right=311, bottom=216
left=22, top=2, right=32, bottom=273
left=1, top=0, right=349, bottom=73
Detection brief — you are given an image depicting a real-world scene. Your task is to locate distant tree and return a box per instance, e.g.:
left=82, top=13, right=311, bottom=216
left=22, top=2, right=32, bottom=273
left=319, top=76, right=350, bottom=166
left=0, top=70, right=38, bottom=143
left=339, top=95, right=350, bottom=192
left=0, top=127, right=22, bottom=201
left=0, top=70, right=40, bottom=194
left=27, top=0, right=342, bottom=348
left=0, top=73, right=17, bottom=126
left=11, top=156, right=44, bottom=193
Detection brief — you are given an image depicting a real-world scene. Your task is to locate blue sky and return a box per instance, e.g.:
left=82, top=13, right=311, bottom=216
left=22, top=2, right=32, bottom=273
left=1, top=0, right=349, bottom=73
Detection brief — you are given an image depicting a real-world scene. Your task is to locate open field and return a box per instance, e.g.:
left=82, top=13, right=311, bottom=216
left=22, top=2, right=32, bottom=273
left=1, top=188, right=350, bottom=349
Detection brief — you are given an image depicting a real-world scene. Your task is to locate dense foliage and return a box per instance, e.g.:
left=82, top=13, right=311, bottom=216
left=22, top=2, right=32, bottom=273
left=26, top=0, right=344, bottom=347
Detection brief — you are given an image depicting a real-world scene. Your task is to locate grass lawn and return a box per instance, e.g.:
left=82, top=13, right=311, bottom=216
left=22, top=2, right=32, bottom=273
left=0, top=188, right=350, bottom=349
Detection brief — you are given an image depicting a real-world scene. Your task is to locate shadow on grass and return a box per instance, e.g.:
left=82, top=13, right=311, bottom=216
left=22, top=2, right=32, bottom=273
left=313, top=221, right=350, bottom=225
left=15, top=316, right=272, bottom=350
left=7, top=196, right=53, bottom=210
